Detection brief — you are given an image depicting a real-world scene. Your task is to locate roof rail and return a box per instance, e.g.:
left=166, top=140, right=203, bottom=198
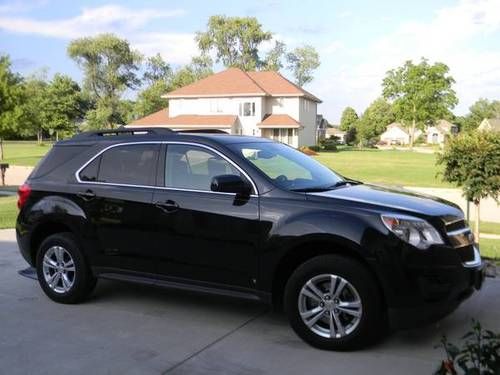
left=73, top=127, right=175, bottom=139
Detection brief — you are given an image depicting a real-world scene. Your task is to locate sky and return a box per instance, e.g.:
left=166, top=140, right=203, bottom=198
left=0, top=0, right=499, bottom=123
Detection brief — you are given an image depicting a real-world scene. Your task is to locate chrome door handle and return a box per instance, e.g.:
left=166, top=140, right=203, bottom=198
left=154, top=200, right=179, bottom=213
left=77, top=190, right=96, bottom=201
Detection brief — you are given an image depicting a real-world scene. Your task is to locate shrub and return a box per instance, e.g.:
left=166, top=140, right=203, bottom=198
left=308, top=145, right=321, bottom=152
left=323, top=143, right=337, bottom=151
left=435, top=320, right=500, bottom=375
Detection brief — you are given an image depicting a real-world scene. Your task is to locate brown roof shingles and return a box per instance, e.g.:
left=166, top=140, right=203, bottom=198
left=257, top=114, right=300, bottom=128
left=129, top=109, right=237, bottom=128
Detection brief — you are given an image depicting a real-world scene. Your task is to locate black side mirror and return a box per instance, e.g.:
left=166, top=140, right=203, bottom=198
left=210, top=174, right=252, bottom=196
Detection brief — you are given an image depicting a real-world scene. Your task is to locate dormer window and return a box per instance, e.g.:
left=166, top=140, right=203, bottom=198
left=239, top=102, right=255, bottom=117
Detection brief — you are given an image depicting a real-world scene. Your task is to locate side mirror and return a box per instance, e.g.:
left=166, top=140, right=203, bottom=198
left=210, top=174, right=252, bottom=196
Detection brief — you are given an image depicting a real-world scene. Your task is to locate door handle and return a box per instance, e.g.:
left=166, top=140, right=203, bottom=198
left=77, top=189, right=96, bottom=201
left=155, top=200, right=179, bottom=213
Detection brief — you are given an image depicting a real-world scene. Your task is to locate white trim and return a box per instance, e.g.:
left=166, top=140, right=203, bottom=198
left=75, top=141, right=259, bottom=196
left=162, top=93, right=267, bottom=99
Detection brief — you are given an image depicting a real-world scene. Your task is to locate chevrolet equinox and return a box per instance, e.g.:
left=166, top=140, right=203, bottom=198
left=16, top=128, right=485, bottom=350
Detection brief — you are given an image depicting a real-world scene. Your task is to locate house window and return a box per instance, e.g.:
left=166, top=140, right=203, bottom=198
left=239, top=102, right=255, bottom=116
left=210, top=99, right=223, bottom=113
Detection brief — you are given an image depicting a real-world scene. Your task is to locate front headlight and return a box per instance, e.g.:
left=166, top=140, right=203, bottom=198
left=381, top=214, right=444, bottom=249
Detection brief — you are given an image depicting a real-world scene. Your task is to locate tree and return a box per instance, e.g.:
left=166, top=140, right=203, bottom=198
left=68, top=33, right=142, bottom=128
left=382, top=58, right=458, bottom=149
left=339, top=107, right=359, bottom=131
left=459, top=98, right=500, bottom=132
left=0, top=55, right=24, bottom=159
left=21, top=72, right=48, bottom=143
left=262, top=40, right=286, bottom=71
left=437, top=131, right=500, bottom=239
left=286, top=45, right=320, bottom=86
left=42, top=74, right=85, bottom=140
left=143, top=53, right=171, bottom=85
left=196, top=15, right=272, bottom=71
left=357, top=98, right=395, bottom=144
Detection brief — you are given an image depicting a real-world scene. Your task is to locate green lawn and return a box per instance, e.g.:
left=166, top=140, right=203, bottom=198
left=474, top=221, right=500, bottom=236
left=0, top=196, right=17, bottom=229
left=1, top=141, right=51, bottom=166
left=480, top=238, right=500, bottom=260
left=314, top=150, right=449, bottom=188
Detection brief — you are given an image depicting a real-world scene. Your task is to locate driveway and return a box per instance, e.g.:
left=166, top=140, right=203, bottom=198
left=0, top=228, right=498, bottom=375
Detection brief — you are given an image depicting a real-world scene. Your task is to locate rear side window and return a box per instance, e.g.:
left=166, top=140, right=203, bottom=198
left=30, top=145, right=90, bottom=179
left=79, top=144, right=159, bottom=186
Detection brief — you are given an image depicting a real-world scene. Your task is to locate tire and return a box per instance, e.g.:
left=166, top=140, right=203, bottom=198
left=284, top=255, right=385, bottom=350
left=36, top=232, right=97, bottom=304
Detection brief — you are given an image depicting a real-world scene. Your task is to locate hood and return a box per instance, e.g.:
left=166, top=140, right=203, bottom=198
left=308, top=184, right=463, bottom=218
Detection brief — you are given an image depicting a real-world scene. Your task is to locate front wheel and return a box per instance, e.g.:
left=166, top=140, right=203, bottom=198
left=284, top=255, right=385, bottom=350
left=36, top=232, right=97, bottom=304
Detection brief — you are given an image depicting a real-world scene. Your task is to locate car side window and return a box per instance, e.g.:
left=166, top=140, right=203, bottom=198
left=79, top=144, right=159, bottom=186
left=165, top=144, right=243, bottom=191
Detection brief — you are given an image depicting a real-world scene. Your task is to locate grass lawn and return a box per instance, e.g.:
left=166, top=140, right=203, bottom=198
left=1, top=141, right=51, bottom=167
left=314, top=149, right=450, bottom=188
left=473, top=221, right=500, bottom=236
left=0, top=196, right=17, bottom=229
left=480, top=238, right=500, bottom=260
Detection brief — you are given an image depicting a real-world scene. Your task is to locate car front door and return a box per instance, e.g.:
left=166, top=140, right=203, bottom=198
left=151, top=143, right=261, bottom=289
left=76, top=143, right=160, bottom=274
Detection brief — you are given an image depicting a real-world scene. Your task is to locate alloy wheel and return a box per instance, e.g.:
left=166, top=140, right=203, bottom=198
left=42, top=246, right=76, bottom=294
left=298, top=274, right=362, bottom=339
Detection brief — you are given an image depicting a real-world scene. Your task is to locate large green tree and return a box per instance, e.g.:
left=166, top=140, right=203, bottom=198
left=382, top=58, right=458, bottom=149
left=0, top=55, right=25, bottom=160
left=357, top=98, right=395, bottom=144
left=21, top=72, right=48, bottom=143
left=68, top=33, right=142, bottom=129
left=286, top=45, right=320, bottom=86
left=437, top=131, right=500, bottom=239
left=196, top=15, right=272, bottom=71
left=339, top=107, right=359, bottom=131
left=262, top=40, right=286, bottom=71
left=42, top=74, right=86, bottom=140
left=458, top=98, right=500, bottom=132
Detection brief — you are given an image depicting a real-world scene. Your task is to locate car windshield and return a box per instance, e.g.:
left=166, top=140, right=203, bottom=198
left=228, top=142, right=345, bottom=192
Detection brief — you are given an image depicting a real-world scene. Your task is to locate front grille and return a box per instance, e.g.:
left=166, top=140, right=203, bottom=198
left=442, top=216, right=475, bottom=263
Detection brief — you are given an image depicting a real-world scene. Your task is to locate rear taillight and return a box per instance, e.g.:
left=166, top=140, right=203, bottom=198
left=17, top=184, right=32, bottom=209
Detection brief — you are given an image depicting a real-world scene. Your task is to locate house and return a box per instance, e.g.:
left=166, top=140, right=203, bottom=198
left=426, top=119, right=458, bottom=144
left=128, top=68, right=322, bottom=148
left=325, top=127, right=346, bottom=144
left=478, top=118, right=500, bottom=132
left=315, top=114, right=328, bottom=143
left=379, top=122, right=422, bottom=145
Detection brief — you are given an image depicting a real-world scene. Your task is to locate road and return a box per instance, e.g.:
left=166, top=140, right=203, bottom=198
left=0, top=228, right=498, bottom=375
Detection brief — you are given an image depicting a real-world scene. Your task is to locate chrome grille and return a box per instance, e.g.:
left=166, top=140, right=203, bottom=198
left=442, top=216, right=477, bottom=263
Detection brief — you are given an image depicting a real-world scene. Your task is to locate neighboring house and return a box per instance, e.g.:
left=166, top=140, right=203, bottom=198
left=128, top=68, right=322, bottom=148
left=325, top=127, right=346, bottom=144
left=478, top=118, right=500, bottom=132
left=426, top=119, right=458, bottom=144
left=379, top=122, right=422, bottom=145
left=315, top=114, right=328, bottom=143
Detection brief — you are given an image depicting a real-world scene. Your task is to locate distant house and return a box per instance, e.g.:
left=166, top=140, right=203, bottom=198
left=128, top=67, right=322, bottom=148
left=325, top=127, right=346, bottom=144
left=379, top=122, right=422, bottom=145
left=426, top=119, right=458, bottom=144
left=316, top=114, right=328, bottom=143
left=478, top=118, right=500, bottom=132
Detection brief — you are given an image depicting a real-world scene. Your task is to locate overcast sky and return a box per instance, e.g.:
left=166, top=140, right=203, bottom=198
left=1, top=0, right=499, bottom=123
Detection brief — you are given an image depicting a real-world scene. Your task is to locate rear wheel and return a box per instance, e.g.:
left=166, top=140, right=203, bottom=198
left=284, top=255, right=385, bottom=350
left=36, top=233, right=96, bottom=304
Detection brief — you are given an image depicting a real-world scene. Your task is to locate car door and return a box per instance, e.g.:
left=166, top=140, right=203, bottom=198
left=76, top=143, right=160, bottom=273
left=151, top=143, right=261, bottom=289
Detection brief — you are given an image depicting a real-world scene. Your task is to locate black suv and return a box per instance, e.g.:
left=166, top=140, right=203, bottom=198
left=16, top=128, right=484, bottom=350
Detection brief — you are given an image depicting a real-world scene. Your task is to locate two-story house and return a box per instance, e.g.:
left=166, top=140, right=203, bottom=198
left=128, top=68, right=322, bottom=148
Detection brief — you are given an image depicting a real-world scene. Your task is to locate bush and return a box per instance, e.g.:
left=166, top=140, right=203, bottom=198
left=308, top=145, right=321, bottom=152
left=435, top=320, right=500, bottom=374
left=323, top=143, right=337, bottom=151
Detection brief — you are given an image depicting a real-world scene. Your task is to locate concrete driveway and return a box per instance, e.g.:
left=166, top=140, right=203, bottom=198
left=0, top=228, right=498, bottom=375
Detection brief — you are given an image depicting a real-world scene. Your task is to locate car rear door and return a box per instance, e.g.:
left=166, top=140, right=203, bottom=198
left=150, top=142, right=261, bottom=289
left=76, top=143, right=160, bottom=273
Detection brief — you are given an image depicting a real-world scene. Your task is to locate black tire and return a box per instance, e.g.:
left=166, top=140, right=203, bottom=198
left=284, top=255, right=385, bottom=350
left=36, top=232, right=97, bottom=304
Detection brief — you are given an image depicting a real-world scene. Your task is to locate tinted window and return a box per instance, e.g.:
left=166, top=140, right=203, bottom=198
left=228, top=142, right=343, bottom=192
left=165, top=145, right=243, bottom=191
left=80, top=144, right=159, bottom=185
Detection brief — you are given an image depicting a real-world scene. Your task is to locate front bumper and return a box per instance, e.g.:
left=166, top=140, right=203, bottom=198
left=388, top=260, right=485, bottom=329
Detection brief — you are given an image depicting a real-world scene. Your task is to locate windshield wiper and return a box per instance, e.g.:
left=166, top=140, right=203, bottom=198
left=291, top=179, right=362, bottom=193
